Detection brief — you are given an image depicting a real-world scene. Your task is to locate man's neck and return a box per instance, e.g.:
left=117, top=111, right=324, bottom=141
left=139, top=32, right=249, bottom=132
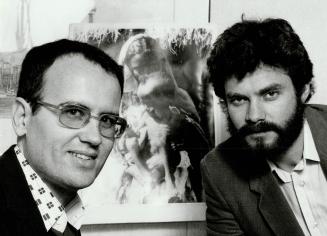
left=272, top=127, right=304, bottom=172
left=45, top=181, right=77, bottom=207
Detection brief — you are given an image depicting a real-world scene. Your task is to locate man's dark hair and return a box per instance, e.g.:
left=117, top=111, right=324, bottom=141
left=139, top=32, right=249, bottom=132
left=17, top=39, right=124, bottom=113
left=207, top=18, right=314, bottom=101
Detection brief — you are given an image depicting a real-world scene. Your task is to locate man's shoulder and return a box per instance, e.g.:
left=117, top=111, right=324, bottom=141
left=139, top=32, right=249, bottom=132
left=305, top=103, right=327, bottom=118
left=201, top=136, right=268, bottom=181
left=0, top=146, right=48, bottom=235
left=0, top=146, right=17, bottom=207
left=0, top=145, right=17, bottom=170
left=306, top=103, right=327, bottom=113
left=0, top=145, right=30, bottom=203
left=0, top=144, right=15, bottom=155
left=203, top=135, right=243, bottom=158
left=201, top=137, right=246, bottom=174
left=305, top=104, right=327, bottom=128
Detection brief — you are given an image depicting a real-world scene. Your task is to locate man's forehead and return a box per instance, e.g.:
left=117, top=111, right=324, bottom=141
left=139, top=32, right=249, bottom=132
left=42, top=54, right=109, bottom=85
left=225, top=65, right=292, bottom=93
left=47, top=54, right=98, bottom=71
left=40, top=54, right=120, bottom=110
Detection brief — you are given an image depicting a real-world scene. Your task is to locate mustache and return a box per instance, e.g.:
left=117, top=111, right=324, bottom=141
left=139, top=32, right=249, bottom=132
left=237, top=121, right=282, bottom=137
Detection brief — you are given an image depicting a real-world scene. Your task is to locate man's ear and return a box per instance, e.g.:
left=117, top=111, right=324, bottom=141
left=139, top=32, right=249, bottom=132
left=12, top=97, right=32, bottom=136
left=300, top=83, right=312, bottom=103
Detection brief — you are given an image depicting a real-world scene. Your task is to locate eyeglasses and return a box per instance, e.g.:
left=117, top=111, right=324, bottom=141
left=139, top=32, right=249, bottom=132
left=36, top=101, right=127, bottom=138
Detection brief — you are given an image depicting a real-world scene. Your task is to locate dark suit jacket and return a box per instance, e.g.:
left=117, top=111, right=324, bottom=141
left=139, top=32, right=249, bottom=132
left=0, top=145, right=57, bottom=236
left=201, top=104, right=327, bottom=236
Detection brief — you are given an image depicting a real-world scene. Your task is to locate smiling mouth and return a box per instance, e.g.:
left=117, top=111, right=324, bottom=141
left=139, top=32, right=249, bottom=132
left=69, top=151, right=95, bottom=160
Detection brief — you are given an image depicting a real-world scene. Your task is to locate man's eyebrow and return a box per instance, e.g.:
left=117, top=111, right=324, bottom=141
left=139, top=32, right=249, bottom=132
left=102, top=111, right=120, bottom=116
left=226, top=92, right=247, bottom=100
left=59, top=101, right=88, bottom=108
left=258, top=84, right=283, bottom=96
left=59, top=102, right=119, bottom=116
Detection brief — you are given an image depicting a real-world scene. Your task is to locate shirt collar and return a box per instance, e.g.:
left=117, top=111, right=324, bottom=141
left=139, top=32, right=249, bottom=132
left=267, top=160, right=292, bottom=183
left=267, top=120, right=320, bottom=183
left=14, top=145, right=85, bottom=233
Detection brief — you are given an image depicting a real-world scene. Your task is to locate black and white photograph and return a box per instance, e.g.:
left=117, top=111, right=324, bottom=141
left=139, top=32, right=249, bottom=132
left=1, top=0, right=327, bottom=235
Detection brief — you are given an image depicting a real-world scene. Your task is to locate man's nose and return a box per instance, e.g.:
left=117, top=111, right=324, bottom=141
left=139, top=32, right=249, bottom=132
left=245, top=100, right=265, bottom=124
left=79, top=119, right=102, bottom=146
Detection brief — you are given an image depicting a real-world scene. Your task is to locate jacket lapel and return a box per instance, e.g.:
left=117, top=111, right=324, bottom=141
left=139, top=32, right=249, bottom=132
left=249, top=165, right=305, bottom=236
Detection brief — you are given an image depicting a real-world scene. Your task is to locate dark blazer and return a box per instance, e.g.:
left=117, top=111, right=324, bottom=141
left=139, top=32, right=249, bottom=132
left=201, top=104, right=327, bottom=236
left=0, top=145, right=57, bottom=236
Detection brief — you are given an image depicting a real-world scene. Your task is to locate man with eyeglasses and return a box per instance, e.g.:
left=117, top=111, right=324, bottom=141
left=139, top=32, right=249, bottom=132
left=0, top=39, right=127, bottom=236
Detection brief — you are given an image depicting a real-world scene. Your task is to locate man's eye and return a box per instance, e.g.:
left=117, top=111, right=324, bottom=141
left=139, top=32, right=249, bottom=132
left=264, top=91, right=279, bottom=101
left=64, top=108, right=85, bottom=119
left=229, top=97, right=247, bottom=106
left=100, top=115, right=114, bottom=127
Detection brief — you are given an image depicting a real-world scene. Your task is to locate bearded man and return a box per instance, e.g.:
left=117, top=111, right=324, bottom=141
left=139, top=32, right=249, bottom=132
left=201, top=18, right=327, bottom=236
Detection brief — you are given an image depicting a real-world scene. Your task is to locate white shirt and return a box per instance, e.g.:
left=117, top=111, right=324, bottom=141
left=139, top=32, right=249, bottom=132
left=267, top=121, right=327, bottom=236
left=14, top=145, right=85, bottom=233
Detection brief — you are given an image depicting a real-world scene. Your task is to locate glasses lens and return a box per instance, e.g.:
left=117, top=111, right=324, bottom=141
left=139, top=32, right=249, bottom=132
left=59, top=105, right=89, bottom=128
left=99, top=114, right=127, bottom=138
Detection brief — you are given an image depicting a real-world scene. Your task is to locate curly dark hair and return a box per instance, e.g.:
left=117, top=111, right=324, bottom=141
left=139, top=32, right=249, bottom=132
left=17, top=39, right=124, bottom=113
left=207, top=18, right=314, bottom=101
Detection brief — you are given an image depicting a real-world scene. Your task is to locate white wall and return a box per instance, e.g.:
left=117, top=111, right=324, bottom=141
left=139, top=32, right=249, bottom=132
left=211, top=0, right=327, bottom=143
left=92, top=0, right=209, bottom=24
left=93, top=0, right=175, bottom=23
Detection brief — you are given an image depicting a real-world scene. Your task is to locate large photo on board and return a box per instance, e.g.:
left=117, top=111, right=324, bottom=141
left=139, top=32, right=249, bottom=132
left=70, top=24, right=215, bottom=204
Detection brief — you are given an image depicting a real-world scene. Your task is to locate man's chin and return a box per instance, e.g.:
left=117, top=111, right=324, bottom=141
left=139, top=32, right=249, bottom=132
left=244, top=134, right=281, bottom=156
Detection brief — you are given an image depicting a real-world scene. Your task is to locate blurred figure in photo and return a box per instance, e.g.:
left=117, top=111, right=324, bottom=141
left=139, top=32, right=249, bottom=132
left=116, top=34, right=210, bottom=203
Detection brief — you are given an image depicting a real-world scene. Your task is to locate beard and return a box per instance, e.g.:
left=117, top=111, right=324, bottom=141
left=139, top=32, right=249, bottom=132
left=227, top=98, right=305, bottom=159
